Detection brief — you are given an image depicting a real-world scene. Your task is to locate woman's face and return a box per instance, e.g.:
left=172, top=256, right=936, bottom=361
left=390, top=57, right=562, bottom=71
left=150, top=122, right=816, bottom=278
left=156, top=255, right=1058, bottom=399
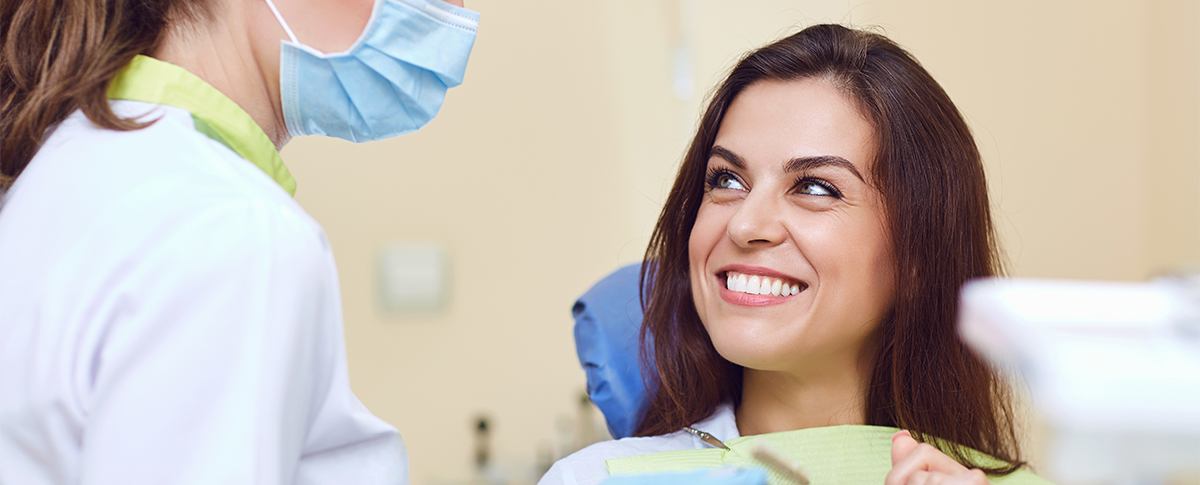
left=688, top=77, right=896, bottom=373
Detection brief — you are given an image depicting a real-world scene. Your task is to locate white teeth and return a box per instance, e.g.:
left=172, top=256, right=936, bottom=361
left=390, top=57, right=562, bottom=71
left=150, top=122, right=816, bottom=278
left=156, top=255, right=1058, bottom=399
left=724, top=271, right=803, bottom=298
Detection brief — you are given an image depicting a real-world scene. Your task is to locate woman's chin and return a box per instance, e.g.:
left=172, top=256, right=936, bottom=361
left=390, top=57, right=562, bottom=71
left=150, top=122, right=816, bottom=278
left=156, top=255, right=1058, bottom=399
left=707, top=323, right=811, bottom=371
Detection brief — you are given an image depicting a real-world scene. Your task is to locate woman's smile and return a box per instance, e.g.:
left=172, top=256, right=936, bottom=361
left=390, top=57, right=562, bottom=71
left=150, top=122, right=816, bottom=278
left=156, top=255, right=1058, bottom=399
left=716, top=265, right=808, bottom=307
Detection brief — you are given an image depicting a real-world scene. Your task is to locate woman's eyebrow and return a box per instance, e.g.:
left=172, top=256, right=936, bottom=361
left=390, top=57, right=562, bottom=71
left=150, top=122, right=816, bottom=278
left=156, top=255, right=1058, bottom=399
left=784, top=155, right=865, bottom=182
left=712, top=145, right=865, bottom=182
left=710, top=145, right=747, bottom=169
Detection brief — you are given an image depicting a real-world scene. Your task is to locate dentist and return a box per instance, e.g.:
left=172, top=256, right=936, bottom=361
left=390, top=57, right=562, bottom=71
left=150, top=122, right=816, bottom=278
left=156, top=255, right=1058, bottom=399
left=0, top=0, right=477, bottom=483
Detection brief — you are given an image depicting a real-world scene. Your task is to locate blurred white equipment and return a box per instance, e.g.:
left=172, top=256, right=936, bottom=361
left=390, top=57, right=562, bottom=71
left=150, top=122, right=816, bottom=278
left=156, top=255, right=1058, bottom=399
left=959, top=277, right=1200, bottom=483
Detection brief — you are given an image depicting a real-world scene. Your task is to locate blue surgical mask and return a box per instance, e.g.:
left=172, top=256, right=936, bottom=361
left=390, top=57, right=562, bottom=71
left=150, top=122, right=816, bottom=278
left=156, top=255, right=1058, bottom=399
left=263, top=0, right=478, bottom=142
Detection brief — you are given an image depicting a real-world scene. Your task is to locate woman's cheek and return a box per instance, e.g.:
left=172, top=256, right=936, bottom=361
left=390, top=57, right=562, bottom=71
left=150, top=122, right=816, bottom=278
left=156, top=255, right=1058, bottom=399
left=688, top=203, right=729, bottom=315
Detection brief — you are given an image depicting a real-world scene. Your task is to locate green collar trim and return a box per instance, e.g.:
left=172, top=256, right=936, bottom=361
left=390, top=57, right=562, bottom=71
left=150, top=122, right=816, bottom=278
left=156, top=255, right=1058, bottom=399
left=107, top=55, right=296, bottom=196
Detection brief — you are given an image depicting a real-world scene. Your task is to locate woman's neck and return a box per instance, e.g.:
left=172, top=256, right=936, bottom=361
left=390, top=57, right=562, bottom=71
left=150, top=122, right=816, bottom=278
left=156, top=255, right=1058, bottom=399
left=152, top=2, right=288, bottom=147
left=735, top=354, right=874, bottom=436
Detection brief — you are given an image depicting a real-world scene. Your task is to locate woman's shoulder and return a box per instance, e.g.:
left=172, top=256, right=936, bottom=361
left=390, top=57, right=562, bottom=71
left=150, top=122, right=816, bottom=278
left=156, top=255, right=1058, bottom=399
left=16, top=103, right=317, bottom=246
left=34, top=102, right=288, bottom=205
left=539, top=430, right=697, bottom=485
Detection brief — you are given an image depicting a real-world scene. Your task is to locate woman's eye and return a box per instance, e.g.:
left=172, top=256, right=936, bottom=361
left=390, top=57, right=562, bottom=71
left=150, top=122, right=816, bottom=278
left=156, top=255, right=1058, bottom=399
left=795, top=179, right=841, bottom=198
left=715, top=173, right=746, bottom=191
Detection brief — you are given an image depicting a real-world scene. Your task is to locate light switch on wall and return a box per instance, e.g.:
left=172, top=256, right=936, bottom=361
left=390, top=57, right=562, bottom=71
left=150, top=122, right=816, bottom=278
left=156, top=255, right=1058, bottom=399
left=376, top=242, right=449, bottom=314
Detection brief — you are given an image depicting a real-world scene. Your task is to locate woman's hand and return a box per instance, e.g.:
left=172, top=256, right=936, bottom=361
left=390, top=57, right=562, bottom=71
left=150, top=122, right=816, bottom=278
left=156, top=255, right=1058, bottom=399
left=885, top=430, right=990, bottom=485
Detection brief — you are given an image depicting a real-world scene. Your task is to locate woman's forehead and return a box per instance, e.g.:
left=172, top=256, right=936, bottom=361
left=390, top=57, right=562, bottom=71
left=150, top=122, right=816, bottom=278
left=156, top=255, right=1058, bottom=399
left=712, top=78, right=876, bottom=172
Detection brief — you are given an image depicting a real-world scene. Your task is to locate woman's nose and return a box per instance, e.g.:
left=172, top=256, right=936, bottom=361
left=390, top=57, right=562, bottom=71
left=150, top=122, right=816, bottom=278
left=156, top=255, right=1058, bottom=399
left=726, top=192, right=787, bottom=248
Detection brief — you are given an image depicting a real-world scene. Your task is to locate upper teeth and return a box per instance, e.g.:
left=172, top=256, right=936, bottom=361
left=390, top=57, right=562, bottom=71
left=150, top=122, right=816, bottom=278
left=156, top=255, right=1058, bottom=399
left=725, top=272, right=802, bottom=296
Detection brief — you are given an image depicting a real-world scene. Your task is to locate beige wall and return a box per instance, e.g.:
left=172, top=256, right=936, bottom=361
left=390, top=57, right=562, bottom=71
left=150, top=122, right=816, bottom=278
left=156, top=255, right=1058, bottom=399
left=282, top=1, right=1199, bottom=483
left=1146, top=0, right=1200, bottom=273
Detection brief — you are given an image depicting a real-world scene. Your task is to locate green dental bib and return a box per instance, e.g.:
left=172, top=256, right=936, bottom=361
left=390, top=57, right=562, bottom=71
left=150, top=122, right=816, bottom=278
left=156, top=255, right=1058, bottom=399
left=606, top=426, right=1051, bottom=485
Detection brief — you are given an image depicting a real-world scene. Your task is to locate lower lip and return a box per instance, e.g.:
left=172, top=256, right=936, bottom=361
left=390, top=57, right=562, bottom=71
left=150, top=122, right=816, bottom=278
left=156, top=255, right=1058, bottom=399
left=718, top=278, right=799, bottom=307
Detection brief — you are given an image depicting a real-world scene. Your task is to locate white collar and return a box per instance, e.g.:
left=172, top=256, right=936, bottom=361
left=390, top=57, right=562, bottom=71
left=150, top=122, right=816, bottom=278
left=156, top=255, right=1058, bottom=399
left=687, top=402, right=741, bottom=444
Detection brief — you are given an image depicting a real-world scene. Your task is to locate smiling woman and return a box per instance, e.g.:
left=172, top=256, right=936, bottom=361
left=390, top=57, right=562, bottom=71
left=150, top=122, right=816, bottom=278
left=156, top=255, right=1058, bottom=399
left=541, top=24, right=1047, bottom=485
left=689, top=78, right=894, bottom=385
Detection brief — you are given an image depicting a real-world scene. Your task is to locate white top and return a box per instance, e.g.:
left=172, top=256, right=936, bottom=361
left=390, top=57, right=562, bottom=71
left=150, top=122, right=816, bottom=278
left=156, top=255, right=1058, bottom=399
left=539, top=404, right=740, bottom=485
left=0, top=102, right=405, bottom=484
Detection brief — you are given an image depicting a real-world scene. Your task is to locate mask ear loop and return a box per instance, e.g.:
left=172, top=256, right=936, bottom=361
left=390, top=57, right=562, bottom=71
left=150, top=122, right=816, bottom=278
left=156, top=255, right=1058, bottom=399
left=263, top=0, right=301, bottom=44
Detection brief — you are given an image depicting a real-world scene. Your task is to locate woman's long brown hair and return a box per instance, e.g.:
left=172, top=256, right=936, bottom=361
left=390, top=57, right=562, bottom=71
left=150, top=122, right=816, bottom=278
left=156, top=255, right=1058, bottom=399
left=636, top=24, right=1023, bottom=475
left=0, top=0, right=209, bottom=190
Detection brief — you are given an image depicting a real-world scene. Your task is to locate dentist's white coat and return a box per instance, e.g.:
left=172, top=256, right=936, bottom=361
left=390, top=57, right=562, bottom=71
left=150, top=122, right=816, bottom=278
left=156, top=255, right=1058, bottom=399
left=0, top=101, right=405, bottom=485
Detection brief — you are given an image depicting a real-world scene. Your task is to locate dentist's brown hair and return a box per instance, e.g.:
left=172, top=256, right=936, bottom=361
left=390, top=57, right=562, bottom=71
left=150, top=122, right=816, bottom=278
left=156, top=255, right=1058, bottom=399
left=636, top=24, right=1023, bottom=475
left=0, top=0, right=210, bottom=190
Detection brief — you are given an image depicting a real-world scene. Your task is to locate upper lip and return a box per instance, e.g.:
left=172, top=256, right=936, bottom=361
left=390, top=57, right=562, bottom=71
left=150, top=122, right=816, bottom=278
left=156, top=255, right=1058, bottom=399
left=715, top=264, right=804, bottom=285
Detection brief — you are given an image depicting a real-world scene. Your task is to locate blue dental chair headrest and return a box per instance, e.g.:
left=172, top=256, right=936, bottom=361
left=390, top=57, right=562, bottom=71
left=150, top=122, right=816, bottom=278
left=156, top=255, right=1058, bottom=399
left=573, top=263, right=654, bottom=439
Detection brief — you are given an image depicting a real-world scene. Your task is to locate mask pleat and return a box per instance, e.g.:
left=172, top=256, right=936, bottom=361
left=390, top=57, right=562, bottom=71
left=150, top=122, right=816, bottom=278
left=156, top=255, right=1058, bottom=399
left=366, top=0, right=475, bottom=86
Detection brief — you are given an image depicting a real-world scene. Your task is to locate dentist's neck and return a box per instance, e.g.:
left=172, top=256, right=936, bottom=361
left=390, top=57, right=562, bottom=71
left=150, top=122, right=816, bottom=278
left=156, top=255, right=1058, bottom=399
left=735, top=351, right=875, bottom=435
left=153, top=1, right=290, bottom=147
